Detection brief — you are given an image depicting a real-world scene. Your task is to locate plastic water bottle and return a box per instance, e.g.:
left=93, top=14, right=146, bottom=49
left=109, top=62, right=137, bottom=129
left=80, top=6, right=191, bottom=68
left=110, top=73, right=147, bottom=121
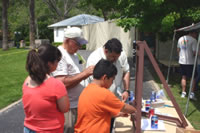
left=129, top=91, right=134, bottom=104
left=116, top=86, right=122, bottom=97
left=156, top=89, right=166, bottom=99
left=150, top=91, right=156, bottom=103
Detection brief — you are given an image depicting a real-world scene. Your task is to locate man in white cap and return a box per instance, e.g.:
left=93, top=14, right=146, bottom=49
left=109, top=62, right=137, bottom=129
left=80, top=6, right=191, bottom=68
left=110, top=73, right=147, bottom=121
left=51, top=27, right=94, bottom=133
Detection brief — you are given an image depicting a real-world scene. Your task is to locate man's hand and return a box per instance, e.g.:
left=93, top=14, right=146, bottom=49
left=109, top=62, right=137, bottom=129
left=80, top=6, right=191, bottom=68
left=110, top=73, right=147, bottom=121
left=83, top=65, right=95, bottom=77
left=121, top=91, right=129, bottom=102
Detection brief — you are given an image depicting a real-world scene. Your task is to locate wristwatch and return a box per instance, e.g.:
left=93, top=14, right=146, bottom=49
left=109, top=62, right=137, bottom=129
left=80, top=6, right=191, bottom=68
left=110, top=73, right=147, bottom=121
left=124, top=90, right=130, bottom=95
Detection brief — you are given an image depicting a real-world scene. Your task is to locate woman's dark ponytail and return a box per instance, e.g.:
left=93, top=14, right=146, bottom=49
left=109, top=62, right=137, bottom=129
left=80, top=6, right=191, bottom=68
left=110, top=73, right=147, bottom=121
left=26, top=44, right=61, bottom=85
left=26, top=49, right=47, bottom=85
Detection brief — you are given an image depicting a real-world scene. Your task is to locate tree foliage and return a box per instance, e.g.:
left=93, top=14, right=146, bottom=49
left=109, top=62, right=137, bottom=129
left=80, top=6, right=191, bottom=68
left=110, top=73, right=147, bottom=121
left=7, top=0, right=55, bottom=42
left=84, top=0, right=200, bottom=41
left=8, top=0, right=29, bottom=41
left=2, top=0, right=200, bottom=44
left=2, top=0, right=101, bottom=43
left=115, top=0, right=200, bottom=40
left=82, top=0, right=117, bottom=20
left=42, top=0, right=81, bottom=21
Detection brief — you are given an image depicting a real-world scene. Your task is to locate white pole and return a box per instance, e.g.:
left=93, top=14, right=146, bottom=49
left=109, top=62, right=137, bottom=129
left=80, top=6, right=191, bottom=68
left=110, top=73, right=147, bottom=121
left=166, top=31, right=176, bottom=84
left=185, top=33, right=200, bottom=116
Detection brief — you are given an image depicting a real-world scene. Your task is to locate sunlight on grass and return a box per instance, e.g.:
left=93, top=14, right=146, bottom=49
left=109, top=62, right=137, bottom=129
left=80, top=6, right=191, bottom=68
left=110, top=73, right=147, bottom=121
left=0, top=47, right=27, bottom=55
left=0, top=48, right=28, bottom=109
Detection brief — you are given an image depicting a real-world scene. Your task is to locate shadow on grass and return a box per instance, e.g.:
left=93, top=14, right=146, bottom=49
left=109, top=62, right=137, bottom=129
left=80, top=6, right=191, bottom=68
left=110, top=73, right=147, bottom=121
left=187, top=109, right=197, bottom=117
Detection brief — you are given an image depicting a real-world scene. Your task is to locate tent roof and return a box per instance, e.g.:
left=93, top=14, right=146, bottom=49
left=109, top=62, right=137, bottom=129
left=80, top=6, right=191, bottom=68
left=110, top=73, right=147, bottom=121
left=48, top=14, right=104, bottom=28
left=175, top=22, right=200, bottom=32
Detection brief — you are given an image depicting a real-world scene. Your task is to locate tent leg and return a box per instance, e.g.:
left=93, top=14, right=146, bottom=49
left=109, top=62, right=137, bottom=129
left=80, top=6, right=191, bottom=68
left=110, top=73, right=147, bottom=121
left=185, top=33, right=200, bottom=116
left=166, top=32, right=176, bottom=84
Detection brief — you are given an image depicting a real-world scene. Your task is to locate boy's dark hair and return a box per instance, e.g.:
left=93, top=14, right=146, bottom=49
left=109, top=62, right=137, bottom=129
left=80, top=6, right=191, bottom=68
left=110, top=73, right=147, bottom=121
left=26, top=44, right=61, bottom=85
left=93, top=59, right=117, bottom=79
left=104, top=38, right=122, bottom=54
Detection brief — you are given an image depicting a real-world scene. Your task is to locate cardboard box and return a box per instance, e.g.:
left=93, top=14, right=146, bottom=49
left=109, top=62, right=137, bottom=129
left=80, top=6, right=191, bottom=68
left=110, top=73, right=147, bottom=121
left=176, top=127, right=200, bottom=133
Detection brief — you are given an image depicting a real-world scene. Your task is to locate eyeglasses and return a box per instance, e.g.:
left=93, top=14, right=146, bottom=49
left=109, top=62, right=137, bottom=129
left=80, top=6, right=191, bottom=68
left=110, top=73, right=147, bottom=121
left=70, top=38, right=81, bottom=47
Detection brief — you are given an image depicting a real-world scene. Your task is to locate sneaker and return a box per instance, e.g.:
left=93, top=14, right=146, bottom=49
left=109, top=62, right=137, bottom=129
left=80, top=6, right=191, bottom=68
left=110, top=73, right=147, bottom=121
left=189, top=92, right=197, bottom=100
left=181, top=92, right=186, bottom=98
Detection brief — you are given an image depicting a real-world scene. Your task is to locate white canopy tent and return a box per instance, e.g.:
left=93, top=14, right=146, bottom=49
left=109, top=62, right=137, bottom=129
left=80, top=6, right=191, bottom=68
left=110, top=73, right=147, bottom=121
left=48, top=15, right=138, bottom=57
left=167, top=22, right=200, bottom=116
left=82, top=20, right=137, bottom=57
left=48, top=14, right=104, bottom=43
left=48, top=14, right=104, bottom=28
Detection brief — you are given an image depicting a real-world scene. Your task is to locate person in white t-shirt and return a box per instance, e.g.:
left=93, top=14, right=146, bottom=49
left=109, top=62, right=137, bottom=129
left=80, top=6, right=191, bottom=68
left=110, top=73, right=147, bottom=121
left=51, top=27, right=94, bottom=133
left=86, top=38, right=130, bottom=133
left=177, top=30, right=198, bottom=100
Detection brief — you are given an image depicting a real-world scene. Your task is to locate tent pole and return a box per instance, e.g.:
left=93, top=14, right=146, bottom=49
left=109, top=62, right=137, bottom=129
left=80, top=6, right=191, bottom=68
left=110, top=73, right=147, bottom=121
left=166, top=31, right=176, bottom=84
left=185, top=33, right=200, bottom=116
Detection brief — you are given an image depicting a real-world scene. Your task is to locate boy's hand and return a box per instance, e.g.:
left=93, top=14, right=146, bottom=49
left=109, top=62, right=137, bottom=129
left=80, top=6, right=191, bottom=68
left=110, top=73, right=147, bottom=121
left=116, top=112, right=129, bottom=117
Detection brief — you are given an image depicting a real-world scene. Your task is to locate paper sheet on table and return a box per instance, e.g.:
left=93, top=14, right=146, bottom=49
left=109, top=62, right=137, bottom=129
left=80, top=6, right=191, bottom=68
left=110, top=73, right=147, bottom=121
left=141, top=108, right=172, bottom=117
left=141, top=119, right=165, bottom=131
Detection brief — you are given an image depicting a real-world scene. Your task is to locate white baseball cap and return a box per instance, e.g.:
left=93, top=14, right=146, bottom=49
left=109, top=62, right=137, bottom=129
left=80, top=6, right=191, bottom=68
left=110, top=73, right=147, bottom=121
left=64, top=27, right=88, bottom=45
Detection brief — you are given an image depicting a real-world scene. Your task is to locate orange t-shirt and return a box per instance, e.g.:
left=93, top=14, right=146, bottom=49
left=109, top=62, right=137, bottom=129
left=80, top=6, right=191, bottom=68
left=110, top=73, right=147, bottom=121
left=74, top=83, right=125, bottom=133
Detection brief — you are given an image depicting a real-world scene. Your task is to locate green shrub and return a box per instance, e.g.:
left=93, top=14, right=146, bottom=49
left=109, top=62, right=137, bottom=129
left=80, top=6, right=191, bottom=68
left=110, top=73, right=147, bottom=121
left=25, top=41, right=30, bottom=46
left=81, top=44, right=86, bottom=50
left=52, top=42, right=62, bottom=47
left=52, top=42, right=86, bottom=49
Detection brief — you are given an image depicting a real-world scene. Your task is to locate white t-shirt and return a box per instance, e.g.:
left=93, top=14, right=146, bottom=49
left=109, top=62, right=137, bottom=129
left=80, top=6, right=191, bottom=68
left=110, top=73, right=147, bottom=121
left=51, top=46, right=84, bottom=108
left=177, top=35, right=197, bottom=64
left=86, top=47, right=130, bottom=96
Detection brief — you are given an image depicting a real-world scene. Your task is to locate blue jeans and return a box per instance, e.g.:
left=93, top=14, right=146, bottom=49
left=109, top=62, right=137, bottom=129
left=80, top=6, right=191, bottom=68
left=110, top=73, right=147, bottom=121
left=24, top=127, right=35, bottom=133
left=196, top=65, right=200, bottom=89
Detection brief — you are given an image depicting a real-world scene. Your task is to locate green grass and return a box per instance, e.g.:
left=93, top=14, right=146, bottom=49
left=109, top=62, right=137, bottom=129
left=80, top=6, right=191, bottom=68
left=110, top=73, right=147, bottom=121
left=0, top=47, right=27, bottom=55
left=149, top=64, right=200, bottom=129
left=0, top=48, right=28, bottom=109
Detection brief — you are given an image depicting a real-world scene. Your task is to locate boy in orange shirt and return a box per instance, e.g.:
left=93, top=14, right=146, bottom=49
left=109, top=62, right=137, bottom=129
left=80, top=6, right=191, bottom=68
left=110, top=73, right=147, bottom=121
left=74, top=59, right=136, bottom=133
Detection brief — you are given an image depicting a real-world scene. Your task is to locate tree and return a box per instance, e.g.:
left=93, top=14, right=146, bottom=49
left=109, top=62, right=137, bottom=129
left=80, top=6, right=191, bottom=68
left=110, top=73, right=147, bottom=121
left=82, top=0, right=117, bottom=20
left=115, top=0, right=200, bottom=40
left=8, top=0, right=29, bottom=41
left=84, top=0, right=200, bottom=41
left=8, top=0, right=54, bottom=42
left=2, top=0, right=9, bottom=50
left=1, top=0, right=101, bottom=45
left=42, top=0, right=80, bottom=21
left=29, top=0, right=36, bottom=48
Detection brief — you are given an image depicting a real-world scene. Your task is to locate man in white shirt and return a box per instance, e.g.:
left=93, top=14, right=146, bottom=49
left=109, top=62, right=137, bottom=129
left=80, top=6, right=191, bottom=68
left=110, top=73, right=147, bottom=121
left=86, top=38, right=130, bottom=132
left=51, top=27, right=94, bottom=133
left=177, top=30, right=198, bottom=100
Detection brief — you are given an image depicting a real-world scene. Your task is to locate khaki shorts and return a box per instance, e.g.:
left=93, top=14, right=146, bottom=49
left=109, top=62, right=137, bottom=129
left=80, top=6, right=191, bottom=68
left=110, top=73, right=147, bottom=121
left=64, top=108, right=77, bottom=133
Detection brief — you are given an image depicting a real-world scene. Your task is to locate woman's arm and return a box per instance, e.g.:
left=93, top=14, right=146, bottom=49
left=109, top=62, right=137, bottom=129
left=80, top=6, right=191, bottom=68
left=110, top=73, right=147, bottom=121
left=57, top=95, right=70, bottom=113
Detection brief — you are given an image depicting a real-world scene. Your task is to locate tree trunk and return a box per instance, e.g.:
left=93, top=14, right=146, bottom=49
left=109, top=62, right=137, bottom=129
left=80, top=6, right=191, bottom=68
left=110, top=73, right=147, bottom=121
left=29, top=0, right=36, bottom=49
left=102, top=10, right=108, bottom=21
left=2, top=0, right=9, bottom=50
